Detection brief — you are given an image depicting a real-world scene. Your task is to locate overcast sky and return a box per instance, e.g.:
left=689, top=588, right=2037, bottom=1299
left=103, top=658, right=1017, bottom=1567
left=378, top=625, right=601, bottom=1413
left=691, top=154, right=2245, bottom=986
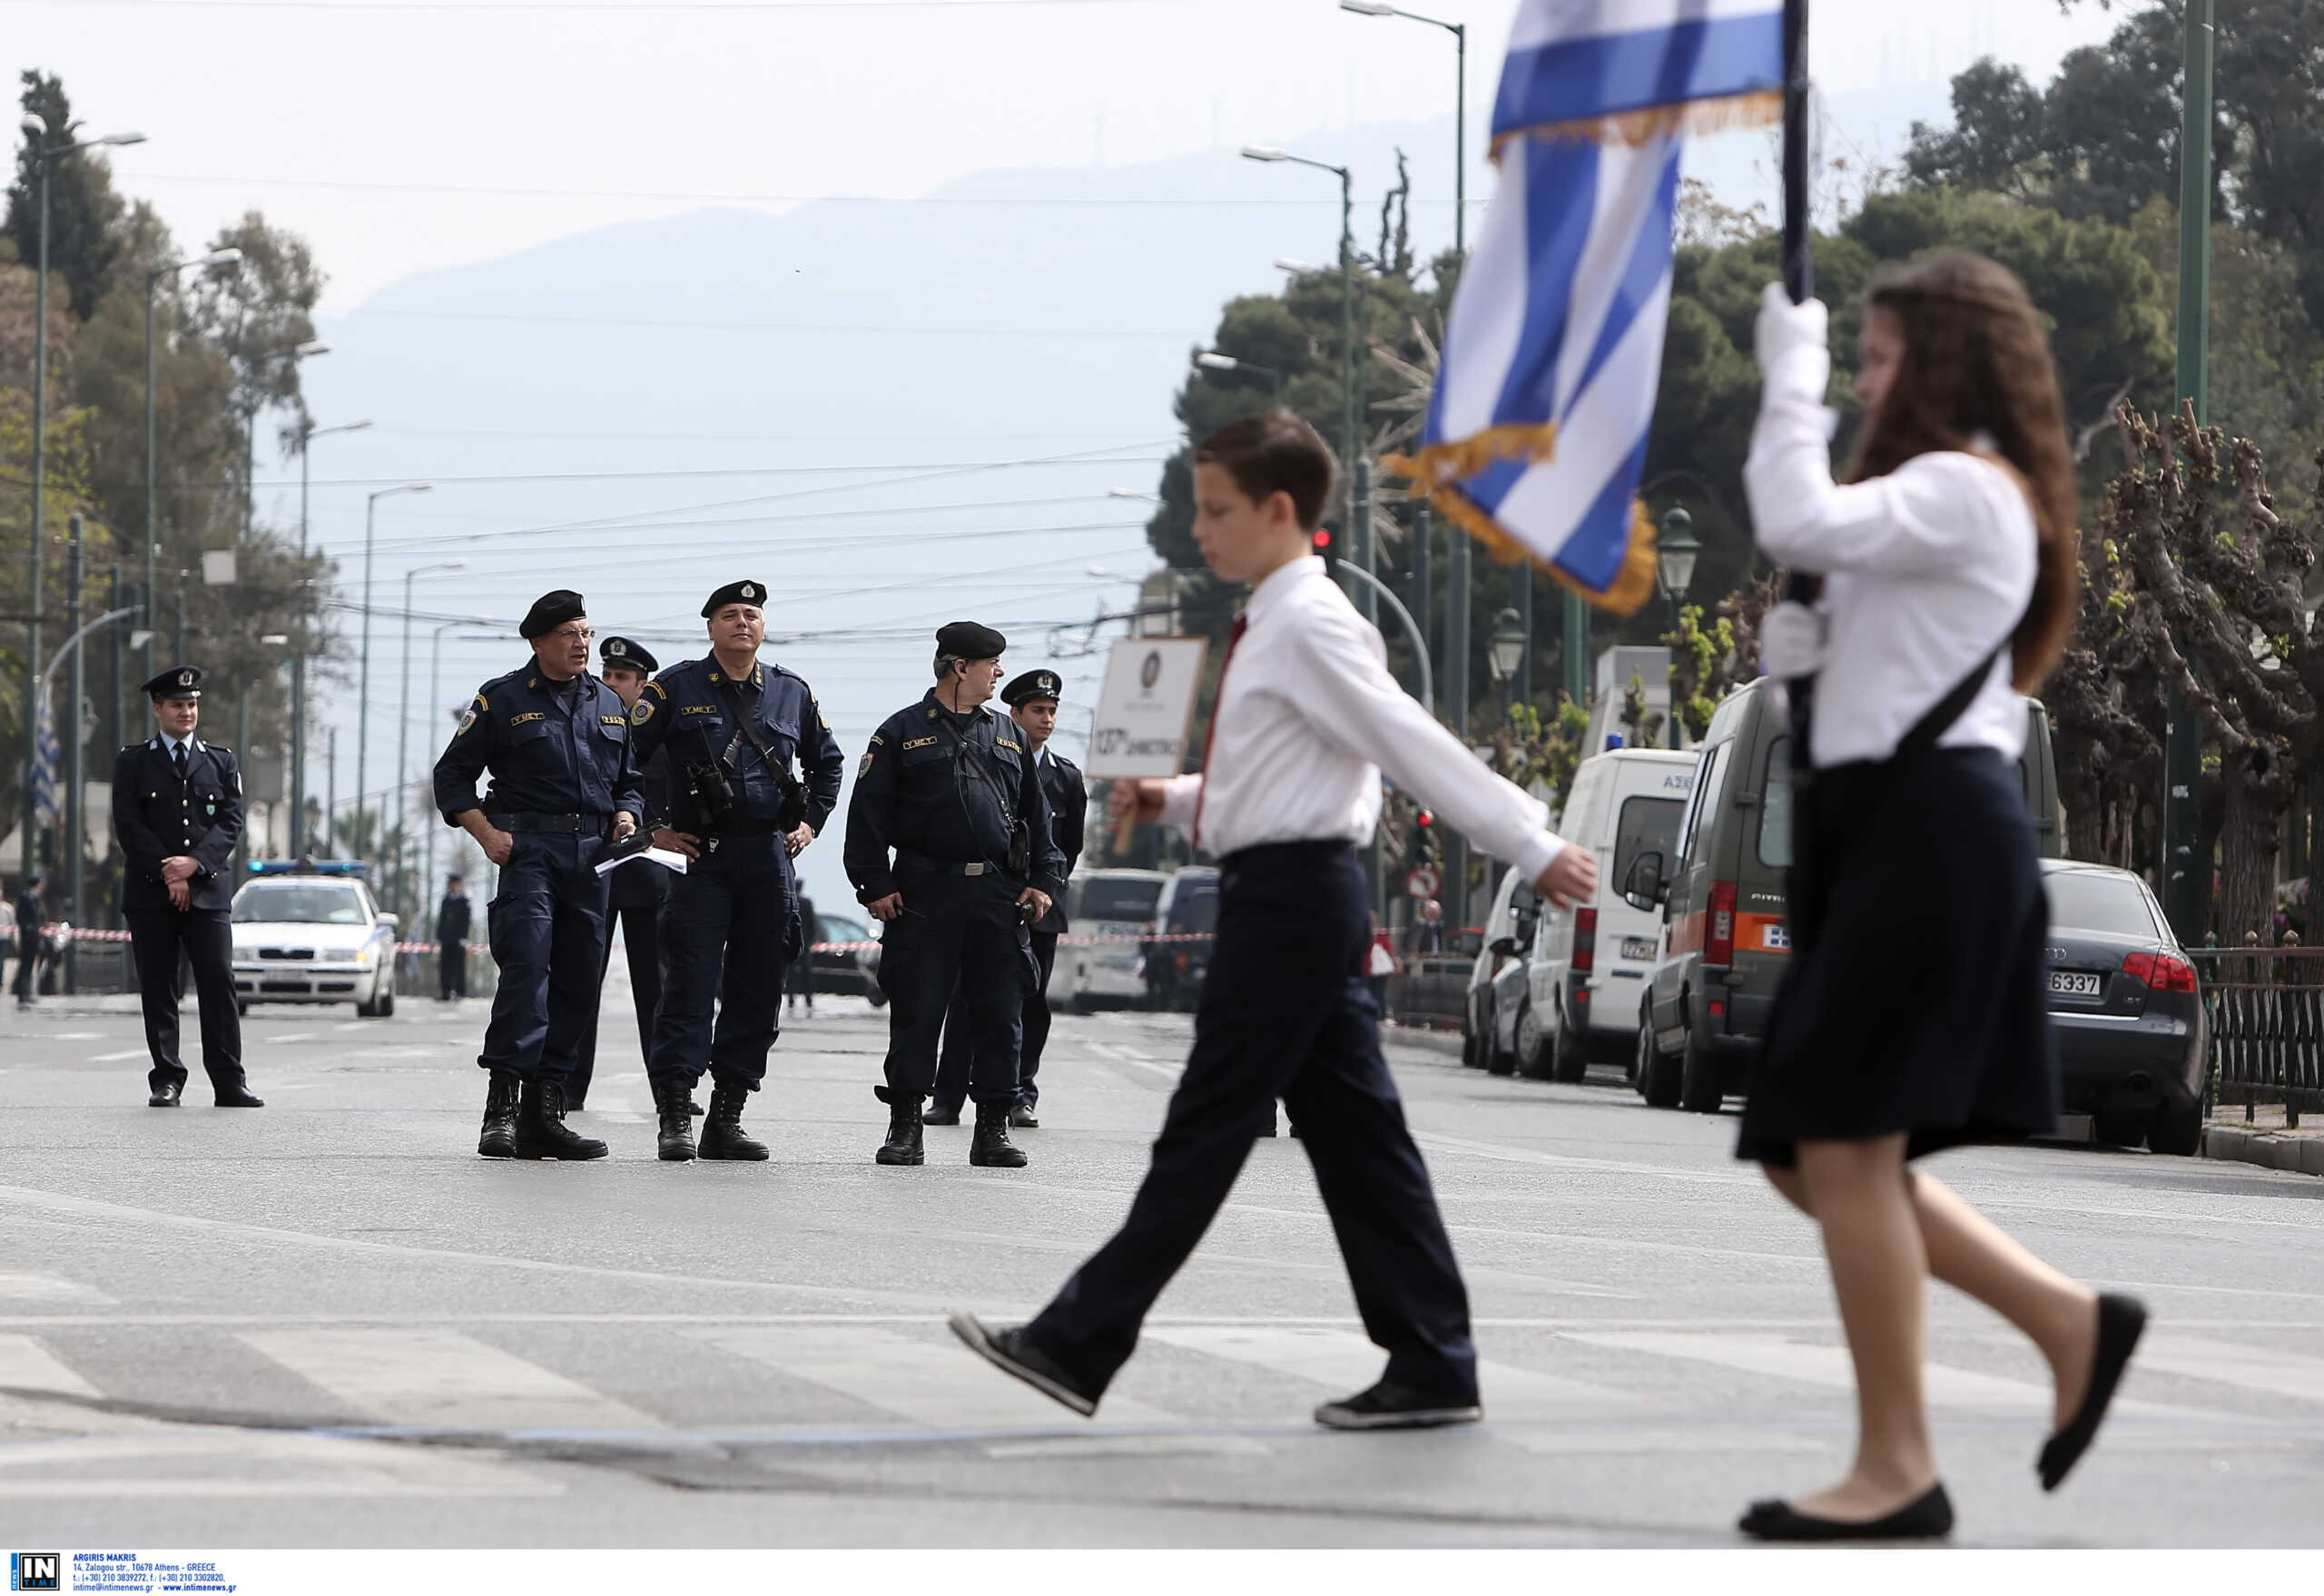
left=12, top=0, right=2122, bottom=311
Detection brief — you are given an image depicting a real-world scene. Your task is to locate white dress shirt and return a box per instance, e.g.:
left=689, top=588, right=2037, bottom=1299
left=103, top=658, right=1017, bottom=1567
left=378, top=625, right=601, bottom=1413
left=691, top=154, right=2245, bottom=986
left=1744, top=333, right=2036, bottom=771
left=1157, top=556, right=1565, bottom=881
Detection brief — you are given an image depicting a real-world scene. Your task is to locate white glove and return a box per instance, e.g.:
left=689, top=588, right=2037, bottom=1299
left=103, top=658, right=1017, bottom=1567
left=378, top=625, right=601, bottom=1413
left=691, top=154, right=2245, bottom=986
left=1755, top=281, right=1828, bottom=374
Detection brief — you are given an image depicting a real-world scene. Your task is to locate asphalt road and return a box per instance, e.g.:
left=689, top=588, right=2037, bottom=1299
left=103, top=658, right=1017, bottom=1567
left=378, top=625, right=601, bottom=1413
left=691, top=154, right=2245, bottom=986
left=1, top=972, right=2319, bottom=1549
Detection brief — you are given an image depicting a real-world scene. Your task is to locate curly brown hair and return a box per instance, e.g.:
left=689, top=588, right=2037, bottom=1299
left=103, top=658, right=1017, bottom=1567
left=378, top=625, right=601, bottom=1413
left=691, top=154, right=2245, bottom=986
left=1847, top=251, right=2080, bottom=692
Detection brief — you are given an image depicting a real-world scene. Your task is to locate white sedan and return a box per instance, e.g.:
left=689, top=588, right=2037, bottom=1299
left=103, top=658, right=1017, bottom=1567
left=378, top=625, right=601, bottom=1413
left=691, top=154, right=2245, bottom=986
left=230, top=873, right=399, bottom=1017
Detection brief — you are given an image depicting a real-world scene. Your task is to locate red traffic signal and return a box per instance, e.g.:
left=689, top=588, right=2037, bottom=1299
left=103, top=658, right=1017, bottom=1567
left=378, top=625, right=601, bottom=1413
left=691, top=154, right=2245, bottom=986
left=1415, top=810, right=1434, bottom=828
left=1312, top=529, right=1333, bottom=549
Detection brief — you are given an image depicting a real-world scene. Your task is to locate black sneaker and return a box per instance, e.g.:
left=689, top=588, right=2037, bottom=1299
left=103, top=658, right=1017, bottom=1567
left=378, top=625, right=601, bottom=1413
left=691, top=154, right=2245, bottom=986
left=948, top=1313, right=1098, bottom=1417
left=1313, top=1379, right=1482, bottom=1431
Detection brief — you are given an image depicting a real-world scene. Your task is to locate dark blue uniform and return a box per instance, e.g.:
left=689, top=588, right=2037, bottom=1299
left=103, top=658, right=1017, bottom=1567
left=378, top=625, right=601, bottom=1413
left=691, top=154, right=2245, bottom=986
left=431, top=665, right=643, bottom=1085
left=627, top=657, right=844, bottom=1092
left=571, top=743, right=673, bottom=1106
left=112, top=735, right=250, bottom=1098
left=934, top=745, right=1085, bottom=1114
left=845, top=692, right=1068, bottom=1108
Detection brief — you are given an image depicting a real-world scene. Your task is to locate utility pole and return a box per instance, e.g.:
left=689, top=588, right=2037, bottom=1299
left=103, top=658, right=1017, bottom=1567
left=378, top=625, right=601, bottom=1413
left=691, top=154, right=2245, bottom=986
left=64, top=514, right=84, bottom=991
left=2161, top=0, right=2214, bottom=942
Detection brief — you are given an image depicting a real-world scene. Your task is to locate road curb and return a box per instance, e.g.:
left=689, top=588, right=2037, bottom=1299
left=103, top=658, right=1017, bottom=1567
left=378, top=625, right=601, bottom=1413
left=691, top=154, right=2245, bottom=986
left=1386, top=1026, right=1465, bottom=1061
left=2201, top=1123, right=2324, bottom=1177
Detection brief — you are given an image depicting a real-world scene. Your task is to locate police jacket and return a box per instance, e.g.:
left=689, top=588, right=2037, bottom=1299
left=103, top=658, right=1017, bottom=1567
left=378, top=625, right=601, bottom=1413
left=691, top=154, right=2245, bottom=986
left=113, top=736, right=246, bottom=914
left=432, top=664, right=645, bottom=830
left=1030, top=747, right=1086, bottom=934
left=843, top=690, right=1068, bottom=905
left=14, top=890, right=44, bottom=953
left=607, top=744, right=675, bottom=908
left=626, top=655, right=844, bottom=840
left=436, top=892, right=473, bottom=945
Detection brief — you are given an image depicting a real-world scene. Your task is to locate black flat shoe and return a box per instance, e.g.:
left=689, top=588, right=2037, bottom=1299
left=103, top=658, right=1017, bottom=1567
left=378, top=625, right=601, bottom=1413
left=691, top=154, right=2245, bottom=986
left=1739, top=1483, right=1954, bottom=1542
left=2040, top=1292, right=2148, bottom=1492
left=1314, top=1379, right=1482, bottom=1431
left=148, top=1082, right=182, bottom=1108
left=948, top=1313, right=1099, bottom=1417
left=212, top=1085, right=265, bottom=1108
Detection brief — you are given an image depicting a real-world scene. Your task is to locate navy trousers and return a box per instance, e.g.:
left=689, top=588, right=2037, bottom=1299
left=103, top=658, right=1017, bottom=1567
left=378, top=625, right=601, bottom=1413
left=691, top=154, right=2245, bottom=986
left=570, top=897, right=662, bottom=1104
left=933, top=927, right=1055, bottom=1111
left=126, top=908, right=245, bottom=1097
left=478, top=832, right=608, bottom=1084
left=874, top=866, right=1029, bottom=1108
left=648, top=836, right=800, bottom=1092
left=1027, top=842, right=1475, bottom=1400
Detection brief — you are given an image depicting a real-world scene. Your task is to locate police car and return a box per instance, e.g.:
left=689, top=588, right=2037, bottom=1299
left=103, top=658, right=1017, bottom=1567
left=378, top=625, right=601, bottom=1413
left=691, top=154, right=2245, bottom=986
left=230, top=862, right=399, bottom=1018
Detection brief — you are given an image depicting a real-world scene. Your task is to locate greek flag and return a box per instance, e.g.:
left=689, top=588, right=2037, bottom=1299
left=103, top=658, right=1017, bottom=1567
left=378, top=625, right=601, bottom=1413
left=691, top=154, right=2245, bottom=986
left=1391, top=0, right=1786, bottom=614
left=31, top=692, right=59, bottom=827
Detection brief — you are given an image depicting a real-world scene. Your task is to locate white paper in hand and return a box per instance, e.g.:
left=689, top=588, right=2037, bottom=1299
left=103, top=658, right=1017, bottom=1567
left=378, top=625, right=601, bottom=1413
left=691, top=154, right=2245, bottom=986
left=595, top=846, right=688, bottom=878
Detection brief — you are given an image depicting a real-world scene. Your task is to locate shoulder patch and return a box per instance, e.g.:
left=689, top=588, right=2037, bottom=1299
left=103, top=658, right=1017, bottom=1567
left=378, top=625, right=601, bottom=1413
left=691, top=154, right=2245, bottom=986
left=457, top=704, right=480, bottom=735
left=858, top=751, right=876, bottom=779
left=645, top=679, right=668, bottom=701
left=630, top=696, right=655, bottom=725
left=868, top=734, right=884, bottom=747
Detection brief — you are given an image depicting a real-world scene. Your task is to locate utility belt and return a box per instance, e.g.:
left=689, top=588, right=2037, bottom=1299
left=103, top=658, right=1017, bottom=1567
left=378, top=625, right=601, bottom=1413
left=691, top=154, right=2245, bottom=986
left=704, top=817, right=785, bottom=839
left=493, top=811, right=613, bottom=835
left=896, top=848, right=1017, bottom=881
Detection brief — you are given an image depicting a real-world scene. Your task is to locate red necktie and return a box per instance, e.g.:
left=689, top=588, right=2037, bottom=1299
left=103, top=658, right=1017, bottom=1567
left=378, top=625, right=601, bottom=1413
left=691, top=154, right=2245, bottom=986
left=1190, top=614, right=1248, bottom=852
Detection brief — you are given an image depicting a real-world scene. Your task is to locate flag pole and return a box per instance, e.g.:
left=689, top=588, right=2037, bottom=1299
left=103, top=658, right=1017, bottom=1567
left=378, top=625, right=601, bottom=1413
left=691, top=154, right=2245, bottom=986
left=1781, top=0, right=1811, bottom=306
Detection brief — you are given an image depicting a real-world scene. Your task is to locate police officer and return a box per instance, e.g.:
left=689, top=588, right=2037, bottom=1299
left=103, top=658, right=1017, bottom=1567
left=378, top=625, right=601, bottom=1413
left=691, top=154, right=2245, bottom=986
left=433, top=591, right=643, bottom=1160
left=12, top=872, right=44, bottom=1010
left=113, top=666, right=261, bottom=1108
left=844, top=622, right=1067, bottom=1169
left=570, top=635, right=688, bottom=1115
left=927, top=667, right=1084, bottom=1129
left=628, top=580, right=844, bottom=1162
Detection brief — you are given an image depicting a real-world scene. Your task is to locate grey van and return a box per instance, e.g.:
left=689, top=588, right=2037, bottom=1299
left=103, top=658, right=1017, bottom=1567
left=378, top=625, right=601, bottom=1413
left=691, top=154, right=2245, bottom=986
left=1628, top=677, right=2062, bottom=1114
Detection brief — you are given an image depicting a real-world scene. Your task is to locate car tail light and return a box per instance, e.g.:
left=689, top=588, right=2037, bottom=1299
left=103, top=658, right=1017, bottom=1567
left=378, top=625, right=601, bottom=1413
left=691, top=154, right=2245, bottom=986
left=1707, top=881, right=1737, bottom=966
left=1572, top=907, right=1598, bottom=973
left=2123, top=951, right=2198, bottom=993
left=1175, top=951, right=1189, bottom=972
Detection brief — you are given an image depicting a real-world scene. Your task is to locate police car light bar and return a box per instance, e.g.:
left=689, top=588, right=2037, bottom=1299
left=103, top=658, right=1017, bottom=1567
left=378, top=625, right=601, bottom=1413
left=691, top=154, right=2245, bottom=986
left=247, top=860, right=370, bottom=878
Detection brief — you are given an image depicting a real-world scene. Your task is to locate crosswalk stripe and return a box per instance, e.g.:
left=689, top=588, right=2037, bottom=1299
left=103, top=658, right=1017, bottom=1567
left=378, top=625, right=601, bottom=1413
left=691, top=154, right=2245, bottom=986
left=1141, top=1324, right=1642, bottom=1419
left=693, top=1325, right=1182, bottom=1429
left=2133, top=1335, right=2324, bottom=1405
left=0, top=1333, right=101, bottom=1397
left=0, top=1273, right=113, bottom=1305
left=0, top=1430, right=564, bottom=1499
left=239, top=1328, right=663, bottom=1432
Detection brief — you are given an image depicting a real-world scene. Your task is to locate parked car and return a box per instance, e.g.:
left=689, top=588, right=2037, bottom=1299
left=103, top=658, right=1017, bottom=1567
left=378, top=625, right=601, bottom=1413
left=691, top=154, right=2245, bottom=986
left=1629, top=678, right=2062, bottom=1114
left=1050, top=869, right=1167, bottom=1013
left=1507, top=747, right=1697, bottom=1082
left=1143, top=866, right=1220, bottom=1011
left=1463, top=864, right=1539, bottom=1072
left=229, top=862, right=398, bottom=1016
left=2040, top=860, right=2207, bottom=1155
left=806, top=911, right=879, bottom=1000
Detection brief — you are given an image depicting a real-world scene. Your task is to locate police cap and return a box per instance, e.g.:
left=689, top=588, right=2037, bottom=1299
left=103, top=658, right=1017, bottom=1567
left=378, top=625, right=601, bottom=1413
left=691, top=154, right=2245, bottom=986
left=598, top=635, right=659, bottom=674
left=1001, top=668, right=1062, bottom=708
left=519, top=589, right=587, bottom=640
left=702, top=579, right=767, bottom=617
left=142, top=665, right=203, bottom=701
left=935, top=620, right=1007, bottom=661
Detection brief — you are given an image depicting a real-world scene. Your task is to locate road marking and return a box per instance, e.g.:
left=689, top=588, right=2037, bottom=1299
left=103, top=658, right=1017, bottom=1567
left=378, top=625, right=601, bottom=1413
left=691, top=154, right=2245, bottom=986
left=984, top=1433, right=1270, bottom=1459
left=693, top=1325, right=1181, bottom=1429
left=53, top=1031, right=104, bottom=1040
left=0, top=1273, right=113, bottom=1305
left=86, top=1049, right=147, bottom=1063
left=0, top=1332, right=100, bottom=1397
left=0, top=1429, right=562, bottom=1498
left=266, top=1032, right=320, bottom=1043
left=1141, top=1324, right=1643, bottom=1419
left=241, top=1327, right=663, bottom=1432
left=2132, top=1335, right=2324, bottom=1406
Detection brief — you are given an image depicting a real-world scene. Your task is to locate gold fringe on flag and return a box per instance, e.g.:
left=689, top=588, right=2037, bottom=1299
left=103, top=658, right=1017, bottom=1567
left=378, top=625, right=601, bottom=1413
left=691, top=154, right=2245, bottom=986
left=1487, top=88, right=1782, bottom=161
left=1384, top=439, right=1661, bottom=618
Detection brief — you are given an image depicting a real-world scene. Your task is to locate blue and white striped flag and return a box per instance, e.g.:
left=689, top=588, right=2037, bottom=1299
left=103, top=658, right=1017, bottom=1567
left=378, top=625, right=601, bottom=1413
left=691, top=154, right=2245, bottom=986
left=1391, top=0, right=1786, bottom=614
left=30, top=691, right=60, bottom=827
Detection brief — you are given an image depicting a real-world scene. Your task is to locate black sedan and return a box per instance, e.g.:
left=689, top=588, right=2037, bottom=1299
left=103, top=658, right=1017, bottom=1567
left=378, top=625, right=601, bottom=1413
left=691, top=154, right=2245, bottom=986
left=807, top=911, right=881, bottom=1000
left=2041, top=860, right=2206, bottom=1155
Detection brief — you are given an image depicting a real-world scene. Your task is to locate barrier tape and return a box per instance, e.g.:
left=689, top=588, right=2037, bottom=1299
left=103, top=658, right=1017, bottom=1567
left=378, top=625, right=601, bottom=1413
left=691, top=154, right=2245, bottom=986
left=29, top=923, right=1227, bottom=959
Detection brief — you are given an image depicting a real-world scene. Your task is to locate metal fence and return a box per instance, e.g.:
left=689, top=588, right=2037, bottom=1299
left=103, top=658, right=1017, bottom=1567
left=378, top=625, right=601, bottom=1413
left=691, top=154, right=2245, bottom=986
left=2191, top=947, right=2324, bottom=1128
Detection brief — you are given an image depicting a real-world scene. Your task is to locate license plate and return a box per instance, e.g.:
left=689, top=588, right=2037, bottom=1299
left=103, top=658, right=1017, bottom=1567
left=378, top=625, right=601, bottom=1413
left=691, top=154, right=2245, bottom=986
left=2050, top=970, right=2102, bottom=999
left=1621, top=937, right=1657, bottom=961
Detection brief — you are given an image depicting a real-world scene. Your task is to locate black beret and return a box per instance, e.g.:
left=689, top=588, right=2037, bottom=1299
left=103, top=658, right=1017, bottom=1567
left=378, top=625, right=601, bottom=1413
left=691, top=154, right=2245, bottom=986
left=519, top=589, right=587, bottom=640
left=598, top=635, right=659, bottom=674
left=142, top=665, right=203, bottom=700
left=702, top=579, right=768, bottom=617
left=1001, top=668, right=1062, bottom=707
left=935, top=620, right=1007, bottom=660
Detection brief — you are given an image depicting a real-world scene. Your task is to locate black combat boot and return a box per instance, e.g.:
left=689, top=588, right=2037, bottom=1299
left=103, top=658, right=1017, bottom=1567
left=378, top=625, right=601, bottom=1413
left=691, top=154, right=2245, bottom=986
left=875, top=1098, right=924, bottom=1167
left=478, top=1070, right=520, bottom=1158
left=970, top=1100, right=1029, bottom=1168
left=652, top=1077, right=697, bottom=1162
left=698, top=1079, right=768, bottom=1161
left=513, top=1078, right=608, bottom=1161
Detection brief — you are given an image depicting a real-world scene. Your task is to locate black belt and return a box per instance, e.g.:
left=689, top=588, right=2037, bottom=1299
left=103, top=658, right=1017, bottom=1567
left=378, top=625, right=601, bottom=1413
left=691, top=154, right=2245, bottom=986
left=494, top=812, right=611, bottom=834
left=897, top=848, right=1008, bottom=879
left=707, top=818, right=783, bottom=838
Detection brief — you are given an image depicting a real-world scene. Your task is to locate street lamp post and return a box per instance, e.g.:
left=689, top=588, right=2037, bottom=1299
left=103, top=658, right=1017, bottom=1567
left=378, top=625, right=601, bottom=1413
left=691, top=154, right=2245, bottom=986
left=396, top=561, right=469, bottom=921
left=357, top=483, right=433, bottom=870
left=244, top=340, right=330, bottom=543
left=1339, top=1, right=1466, bottom=258
left=19, top=113, right=143, bottom=887
left=1194, top=350, right=1285, bottom=398
left=144, top=246, right=242, bottom=688
left=290, top=419, right=372, bottom=856
left=1654, top=507, right=1700, bottom=749
left=425, top=616, right=492, bottom=911
left=1486, top=607, right=1526, bottom=701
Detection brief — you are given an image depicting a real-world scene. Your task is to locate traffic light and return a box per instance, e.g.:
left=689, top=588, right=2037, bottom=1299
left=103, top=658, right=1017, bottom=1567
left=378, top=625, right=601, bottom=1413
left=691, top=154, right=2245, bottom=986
left=1313, top=525, right=1336, bottom=572
left=1414, top=808, right=1439, bottom=871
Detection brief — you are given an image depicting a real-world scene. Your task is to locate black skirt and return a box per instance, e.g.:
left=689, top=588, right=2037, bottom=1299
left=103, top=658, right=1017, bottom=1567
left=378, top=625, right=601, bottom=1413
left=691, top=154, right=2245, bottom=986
left=1736, top=745, right=2059, bottom=1167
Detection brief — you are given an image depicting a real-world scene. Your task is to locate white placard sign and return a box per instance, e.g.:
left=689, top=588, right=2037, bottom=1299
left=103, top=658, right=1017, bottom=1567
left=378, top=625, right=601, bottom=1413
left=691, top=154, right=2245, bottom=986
left=1085, top=636, right=1210, bottom=780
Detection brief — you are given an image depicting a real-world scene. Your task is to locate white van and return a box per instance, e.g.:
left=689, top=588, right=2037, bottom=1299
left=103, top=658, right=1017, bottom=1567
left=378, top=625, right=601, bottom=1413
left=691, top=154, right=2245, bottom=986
left=1049, top=868, right=1168, bottom=1013
left=1516, top=747, right=1697, bottom=1080
left=1462, top=864, right=1538, bottom=1071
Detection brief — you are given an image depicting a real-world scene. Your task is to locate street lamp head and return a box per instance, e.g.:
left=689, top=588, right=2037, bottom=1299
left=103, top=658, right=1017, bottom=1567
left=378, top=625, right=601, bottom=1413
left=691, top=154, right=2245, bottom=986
left=1274, top=256, right=1322, bottom=275
left=260, top=634, right=290, bottom=647
left=96, top=132, right=146, bottom=148
left=19, top=113, right=45, bottom=138
left=1657, top=506, right=1699, bottom=599
left=200, top=247, right=244, bottom=269
left=1196, top=351, right=1239, bottom=372
left=1341, top=1, right=1399, bottom=15
left=294, top=340, right=331, bottom=359
left=1241, top=145, right=1289, bottom=163
left=1108, top=487, right=1157, bottom=501
left=1487, top=607, right=1526, bottom=685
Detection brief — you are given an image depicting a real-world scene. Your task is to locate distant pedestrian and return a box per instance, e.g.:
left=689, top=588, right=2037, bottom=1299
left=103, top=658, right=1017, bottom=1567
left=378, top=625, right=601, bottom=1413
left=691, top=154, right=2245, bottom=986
left=437, top=874, right=472, bottom=1001
left=951, top=412, right=1594, bottom=1431
left=1414, top=899, right=1445, bottom=955
left=1731, top=258, right=2144, bottom=1542
left=12, top=873, right=44, bottom=1010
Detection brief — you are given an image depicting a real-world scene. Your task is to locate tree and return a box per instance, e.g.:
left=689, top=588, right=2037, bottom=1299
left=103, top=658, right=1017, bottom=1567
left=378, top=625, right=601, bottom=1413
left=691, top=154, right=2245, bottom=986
left=4, top=71, right=128, bottom=321
left=1665, top=573, right=1776, bottom=743
left=184, top=211, right=326, bottom=536
left=2045, top=529, right=2169, bottom=868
